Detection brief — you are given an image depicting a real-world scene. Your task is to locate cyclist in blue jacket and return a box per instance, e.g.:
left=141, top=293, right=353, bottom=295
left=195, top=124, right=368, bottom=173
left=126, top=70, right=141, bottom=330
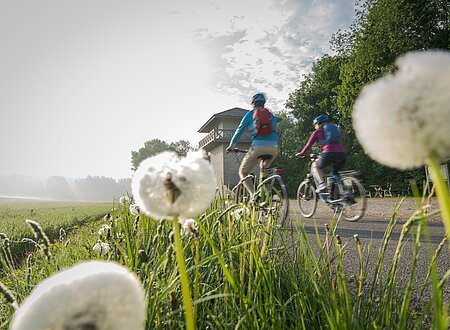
left=226, top=93, right=278, bottom=197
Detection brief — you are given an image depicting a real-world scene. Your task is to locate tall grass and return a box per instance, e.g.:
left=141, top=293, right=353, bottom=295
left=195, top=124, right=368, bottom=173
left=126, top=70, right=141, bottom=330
left=0, top=194, right=448, bottom=329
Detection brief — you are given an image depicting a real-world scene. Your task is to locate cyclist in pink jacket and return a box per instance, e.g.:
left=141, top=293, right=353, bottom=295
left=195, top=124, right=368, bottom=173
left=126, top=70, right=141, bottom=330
left=296, top=115, right=346, bottom=193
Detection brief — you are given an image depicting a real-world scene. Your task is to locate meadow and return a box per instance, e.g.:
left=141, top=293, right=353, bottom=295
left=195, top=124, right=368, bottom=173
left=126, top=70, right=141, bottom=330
left=0, top=198, right=111, bottom=259
left=1, top=194, right=448, bottom=329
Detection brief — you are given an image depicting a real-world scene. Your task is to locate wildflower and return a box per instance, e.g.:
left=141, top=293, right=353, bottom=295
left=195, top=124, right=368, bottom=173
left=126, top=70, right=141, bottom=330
left=353, top=50, right=450, bottom=169
left=10, top=261, right=146, bottom=330
left=181, top=219, right=199, bottom=237
left=93, top=241, right=110, bottom=255
left=119, top=196, right=130, bottom=204
left=98, top=224, right=111, bottom=236
left=131, top=150, right=217, bottom=220
left=129, top=203, right=140, bottom=216
left=232, top=207, right=251, bottom=220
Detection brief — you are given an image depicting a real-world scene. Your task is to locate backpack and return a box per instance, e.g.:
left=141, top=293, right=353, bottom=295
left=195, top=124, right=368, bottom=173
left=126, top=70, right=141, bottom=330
left=253, top=107, right=273, bottom=136
left=321, top=123, right=342, bottom=144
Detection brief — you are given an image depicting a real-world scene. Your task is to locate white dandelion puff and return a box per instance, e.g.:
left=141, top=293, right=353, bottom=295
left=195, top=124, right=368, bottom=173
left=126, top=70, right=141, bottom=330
left=11, top=261, right=146, bottom=330
left=353, top=50, right=450, bottom=169
left=97, top=224, right=111, bottom=236
left=131, top=150, right=217, bottom=220
left=129, top=203, right=140, bottom=216
left=181, top=219, right=199, bottom=237
left=118, top=196, right=130, bottom=204
left=232, top=207, right=251, bottom=220
left=93, top=242, right=110, bottom=255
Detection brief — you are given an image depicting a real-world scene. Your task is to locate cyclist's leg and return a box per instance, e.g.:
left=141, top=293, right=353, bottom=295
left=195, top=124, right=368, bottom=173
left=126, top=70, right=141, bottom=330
left=313, top=153, right=329, bottom=190
left=331, top=153, right=347, bottom=175
left=239, top=148, right=259, bottom=196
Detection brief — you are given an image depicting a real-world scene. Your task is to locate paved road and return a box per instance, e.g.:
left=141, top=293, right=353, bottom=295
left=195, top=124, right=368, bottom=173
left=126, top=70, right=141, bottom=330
left=285, top=197, right=450, bottom=304
left=288, top=197, right=447, bottom=244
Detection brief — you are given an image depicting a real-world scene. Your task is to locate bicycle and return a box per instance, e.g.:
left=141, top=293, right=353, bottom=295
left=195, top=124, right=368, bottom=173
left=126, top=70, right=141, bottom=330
left=228, top=148, right=290, bottom=227
left=297, top=154, right=367, bottom=221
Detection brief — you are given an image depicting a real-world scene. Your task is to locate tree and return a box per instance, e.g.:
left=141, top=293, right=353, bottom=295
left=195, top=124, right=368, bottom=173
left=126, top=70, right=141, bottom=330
left=131, top=138, right=194, bottom=171
left=332, top=0, right=448, bottom=184
left=334, top=0, right=449, bottom=118
left=274, top=111, right=305, bottom=196
left=169, top=140, right=193, bottom=157
left=283, top=0, right=448, bottom=187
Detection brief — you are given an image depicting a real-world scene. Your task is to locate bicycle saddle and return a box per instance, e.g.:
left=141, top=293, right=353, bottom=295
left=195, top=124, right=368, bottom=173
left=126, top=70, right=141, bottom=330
left=258, top=154, right=273, bottom=161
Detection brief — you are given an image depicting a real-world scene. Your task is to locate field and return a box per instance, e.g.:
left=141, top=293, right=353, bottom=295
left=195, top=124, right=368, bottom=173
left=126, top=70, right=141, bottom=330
left=1, top=196, right=449, bottom=329
left=0, top=198, right=111, bottom=258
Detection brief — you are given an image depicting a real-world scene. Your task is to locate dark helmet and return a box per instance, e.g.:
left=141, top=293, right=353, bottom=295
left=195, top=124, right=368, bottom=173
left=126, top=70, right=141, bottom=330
left=313, top=114, right=328, bottom=125
left=251, top=93, right=266, bottom=105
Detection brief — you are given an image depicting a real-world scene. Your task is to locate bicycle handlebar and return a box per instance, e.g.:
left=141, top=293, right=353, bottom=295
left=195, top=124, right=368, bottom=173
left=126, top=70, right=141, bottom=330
left=227, top=148, right=248, bottom=153
left=297, top=153, right=317, bottom=161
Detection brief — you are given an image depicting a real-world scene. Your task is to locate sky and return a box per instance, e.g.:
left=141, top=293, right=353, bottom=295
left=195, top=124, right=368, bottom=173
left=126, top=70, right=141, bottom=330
left=0, top=0, right=356, bottom=179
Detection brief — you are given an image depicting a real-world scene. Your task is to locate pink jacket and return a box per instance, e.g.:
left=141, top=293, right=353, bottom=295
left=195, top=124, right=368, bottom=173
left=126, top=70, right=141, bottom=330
left=298, top=128, right=346, bottom=156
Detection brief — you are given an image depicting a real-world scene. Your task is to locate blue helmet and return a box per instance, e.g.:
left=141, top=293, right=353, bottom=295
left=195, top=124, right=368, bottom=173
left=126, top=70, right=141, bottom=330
left=313, top=114, right=328, bottom=125
left=251, top=93, right=266, bottom=105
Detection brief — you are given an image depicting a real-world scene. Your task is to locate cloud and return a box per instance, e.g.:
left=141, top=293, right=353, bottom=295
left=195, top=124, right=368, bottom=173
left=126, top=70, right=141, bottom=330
left=190, top=0, right=356, bottom=110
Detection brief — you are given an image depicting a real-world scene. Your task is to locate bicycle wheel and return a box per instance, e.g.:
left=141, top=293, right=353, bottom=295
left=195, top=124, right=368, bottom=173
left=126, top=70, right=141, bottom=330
left=340, top=176, right=367, bottom=221
left=297, top=180, right=317, bottom=218
left=261, top=175, right=289, bottom=227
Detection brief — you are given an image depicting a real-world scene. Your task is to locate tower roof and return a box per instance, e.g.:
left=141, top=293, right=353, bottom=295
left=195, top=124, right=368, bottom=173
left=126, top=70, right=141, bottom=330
left=197, top=107, right=249, bottom=133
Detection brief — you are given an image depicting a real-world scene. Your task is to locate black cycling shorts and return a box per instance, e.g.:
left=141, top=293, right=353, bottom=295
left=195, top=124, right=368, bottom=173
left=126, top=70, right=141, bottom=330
left=316, top=152, right=346, bottom=175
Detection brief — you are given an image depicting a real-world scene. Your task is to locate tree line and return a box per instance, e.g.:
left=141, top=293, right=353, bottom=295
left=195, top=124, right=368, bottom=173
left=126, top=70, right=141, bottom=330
left=276, top=0, right=448, bottom=195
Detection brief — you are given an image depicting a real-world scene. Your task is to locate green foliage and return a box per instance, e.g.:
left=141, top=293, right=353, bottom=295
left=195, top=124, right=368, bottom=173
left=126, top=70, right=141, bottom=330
left=131, top=139, right=194, bottom=171
left=282, top=0, right=447, bottom=187
left=334, top=0, right=449, bottom=117
left=275, top=111, right=306, bottom=196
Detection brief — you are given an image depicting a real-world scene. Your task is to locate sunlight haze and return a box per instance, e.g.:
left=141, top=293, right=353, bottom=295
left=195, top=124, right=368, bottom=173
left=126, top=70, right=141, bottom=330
left=0, top=0, right=355, bottom=179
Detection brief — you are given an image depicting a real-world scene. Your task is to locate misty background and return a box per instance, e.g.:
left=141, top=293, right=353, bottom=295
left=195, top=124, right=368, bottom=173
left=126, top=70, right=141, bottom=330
left=0, top=174, right=131, bottom=201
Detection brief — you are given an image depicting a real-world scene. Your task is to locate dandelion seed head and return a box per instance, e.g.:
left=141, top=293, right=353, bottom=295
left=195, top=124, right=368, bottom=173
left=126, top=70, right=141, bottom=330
left=232, top=207, right=251, bottom=220
left=181, top=218, right=199, bottom=237
left=97, top=224, right=111, bottom=236
left=11, top=261, right=146, bottom=330
left=118, top=196, right=130, bottom=204
left=93, top=242, right=110, bottom=255
left=132, top=150, right=217, bottom=220
left=129, top=203, right=140, bottom=216
left=353, top=50, right=450, bottom=169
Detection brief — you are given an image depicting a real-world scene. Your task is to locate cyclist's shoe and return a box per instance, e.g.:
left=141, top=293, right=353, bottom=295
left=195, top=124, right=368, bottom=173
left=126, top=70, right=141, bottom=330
left=315, top=182, right=327, bottom=193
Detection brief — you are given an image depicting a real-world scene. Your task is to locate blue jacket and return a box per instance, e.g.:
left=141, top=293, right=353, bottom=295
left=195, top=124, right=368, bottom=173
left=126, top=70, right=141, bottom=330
left=228, top=109, right=278, bottom=148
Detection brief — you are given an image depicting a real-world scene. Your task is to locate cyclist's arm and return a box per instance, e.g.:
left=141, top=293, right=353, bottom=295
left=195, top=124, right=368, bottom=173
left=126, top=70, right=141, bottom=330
left=228, top=112, right=252, bottom=149
left=297, top=130, right=319, bottom=156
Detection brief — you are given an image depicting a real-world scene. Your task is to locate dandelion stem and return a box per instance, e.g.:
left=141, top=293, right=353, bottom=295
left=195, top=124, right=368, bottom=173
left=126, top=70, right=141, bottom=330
left=427, top=155, right=450, bottom=250
left=173, top=219, right=195, bottom=330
